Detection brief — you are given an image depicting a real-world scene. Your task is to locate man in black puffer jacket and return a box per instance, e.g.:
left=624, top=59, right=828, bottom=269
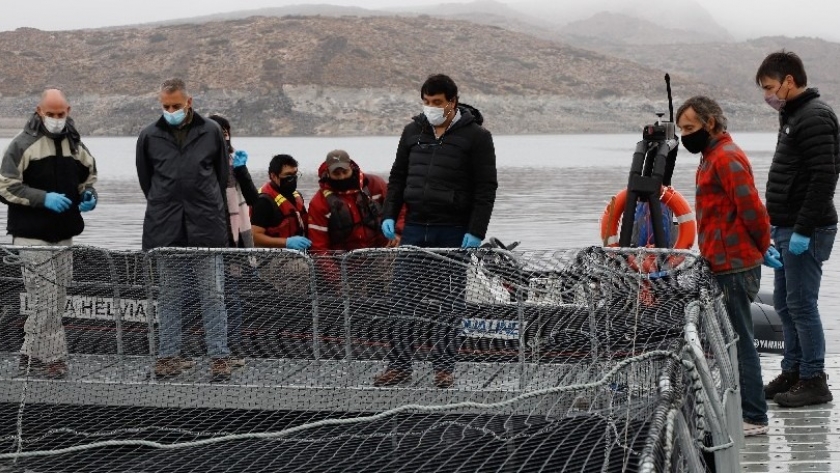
left=756, top=51, right=840, bottom=408
left=375, top=74, right=498, bottom=389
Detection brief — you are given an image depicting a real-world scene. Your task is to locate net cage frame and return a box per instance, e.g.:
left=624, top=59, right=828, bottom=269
left=0, top=244, right=743, bottom=472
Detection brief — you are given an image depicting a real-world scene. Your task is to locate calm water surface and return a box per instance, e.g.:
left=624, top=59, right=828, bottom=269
left=2, top=133, right=839, bottom=351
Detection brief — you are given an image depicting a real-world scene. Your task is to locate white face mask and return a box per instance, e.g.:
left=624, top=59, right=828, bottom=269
left=423, top=105, right=449, bottom=126
left=43, top=116, right=66, bottom=134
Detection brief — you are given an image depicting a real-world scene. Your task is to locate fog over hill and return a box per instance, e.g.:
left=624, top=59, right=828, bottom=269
left=3, top=1, right=836, bottom=137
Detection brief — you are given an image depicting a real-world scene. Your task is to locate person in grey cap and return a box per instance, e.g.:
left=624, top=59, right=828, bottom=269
left=308, top=149, right=390, bottom=253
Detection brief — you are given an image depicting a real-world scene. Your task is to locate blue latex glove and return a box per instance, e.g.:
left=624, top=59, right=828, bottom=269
left=461, top=233, right=482, bottom=248
left=79, top=190, right=97, bottom=212
left=789, top=232, right=810, bottom=255
left=381, top=219, right=396, bottom=240
left=44, top=192, right=71, bottom=213
left=233, top=150, right=248, bottom=168
left=763, top=246, right=783, bottom=269
left=286, top=236, right=312, bottom=250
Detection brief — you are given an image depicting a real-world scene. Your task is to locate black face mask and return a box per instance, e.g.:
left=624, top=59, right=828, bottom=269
left=681, top=128, right=710, bottom=154
left=271, top=176, right=298, bottom=198
left=326, top=175, right=360, bottom=192
left=225, top=139, right=233, bottom=154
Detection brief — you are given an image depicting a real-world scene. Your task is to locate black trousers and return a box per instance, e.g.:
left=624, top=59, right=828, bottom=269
left=386, top=224, right=467, bottom=374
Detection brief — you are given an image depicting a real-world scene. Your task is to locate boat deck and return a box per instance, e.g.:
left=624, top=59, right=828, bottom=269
left=743, top=354, right=840, bottom=472
left=2, top=352, right=838, bottom=470
left=0, top=354, right=597, bottom=415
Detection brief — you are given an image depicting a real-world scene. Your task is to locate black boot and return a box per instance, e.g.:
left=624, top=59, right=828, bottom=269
left=764, top=370, right=799, bottom=399
left=774, top=372, right=833, bottom=407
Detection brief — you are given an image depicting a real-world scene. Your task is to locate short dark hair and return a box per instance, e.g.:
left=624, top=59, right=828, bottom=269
left=160, top=78, right=189, bottom=95
left=421, top=74, right=458, bottom=102
left=207, top=114, right=231, bottom=136
left=269, top=154, right=298, bottom=175
left=676, top=96, right=728, bottom=133
left=755, top=50, right=808, bottom=88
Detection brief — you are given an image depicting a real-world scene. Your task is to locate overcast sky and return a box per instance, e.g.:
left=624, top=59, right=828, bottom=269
left=0, top=0, right=837, bottom=42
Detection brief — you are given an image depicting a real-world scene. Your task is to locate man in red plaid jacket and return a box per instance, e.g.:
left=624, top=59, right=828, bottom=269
left=676, top=95, right=781, bottom=437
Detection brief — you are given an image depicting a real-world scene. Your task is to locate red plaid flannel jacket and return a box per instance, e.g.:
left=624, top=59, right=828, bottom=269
left=695, top=133, right=771, bottom=274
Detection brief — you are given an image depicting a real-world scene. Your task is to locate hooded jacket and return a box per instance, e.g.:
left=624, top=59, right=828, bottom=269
left=136, top=111, right=229, bottom=250
left=0, top=114, right=97, bottom=242
left=383, top=104, right=497, bottom=238
left=308, top=159, right=389, bottom=252
left=766, top=88, right=840, bottom=235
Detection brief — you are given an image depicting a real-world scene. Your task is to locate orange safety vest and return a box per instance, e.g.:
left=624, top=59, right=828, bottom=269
left=257, top=183, right=308, bottom=238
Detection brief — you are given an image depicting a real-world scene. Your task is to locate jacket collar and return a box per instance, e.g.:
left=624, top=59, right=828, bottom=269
left=412, top=105, right=476, bottom=134
left=781, top=88, right=820, bottom=115
left=151, top=110, right=210, bottom=149
left=700, top=132, right=732, bottom=160
left=24, top=113, right=82, bottom=154
left=153, top=108, right=202, bottom=131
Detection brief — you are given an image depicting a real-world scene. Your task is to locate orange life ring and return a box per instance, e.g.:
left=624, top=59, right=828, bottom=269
left=600, top=186, right=696, bottom=250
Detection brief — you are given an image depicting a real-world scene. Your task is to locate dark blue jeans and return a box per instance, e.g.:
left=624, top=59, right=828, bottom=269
left=715, top=266, right=768, bottom=425
left=772, top=225, right=837, bottom=379
left=387, top=224, right=467, bottom=374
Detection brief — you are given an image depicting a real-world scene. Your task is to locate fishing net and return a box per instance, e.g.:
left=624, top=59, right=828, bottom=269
left=0, top=245, right=742, bottom=472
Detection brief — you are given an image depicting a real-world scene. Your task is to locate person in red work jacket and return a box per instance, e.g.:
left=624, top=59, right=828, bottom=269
left=676, top=95, right=781, bottom=438
left=308, top=150, right=390, bottom=252
left=307, top=150, right=398, bottom=290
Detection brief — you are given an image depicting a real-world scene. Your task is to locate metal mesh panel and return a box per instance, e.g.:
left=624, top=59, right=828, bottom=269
left=0, top=245, right=741, bottom=472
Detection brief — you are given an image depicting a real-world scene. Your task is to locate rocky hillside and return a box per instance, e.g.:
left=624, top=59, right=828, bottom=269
left=0, top=14, right=756, bottom=137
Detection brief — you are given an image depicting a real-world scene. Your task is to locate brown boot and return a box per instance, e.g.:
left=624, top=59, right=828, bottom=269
left=434, top=371, right=454, bottom=389
left=373, top=369, right=412, bottom=387
left=45, top=360, right=68, bottom=379
left=210, top=358, right=232, bottom=381
left=774, top=372, right=833, bottom=407
left=764, top=370, right=799, bottom=399
left=154, top=356, right=196, bottom=378
left=228, top=356, right=246, bottom=369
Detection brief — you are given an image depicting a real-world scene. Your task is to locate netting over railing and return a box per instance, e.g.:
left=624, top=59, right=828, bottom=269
left=0, top=245, right=742, bottom=472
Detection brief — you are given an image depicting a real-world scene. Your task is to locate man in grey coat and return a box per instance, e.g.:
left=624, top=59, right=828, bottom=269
left=136, top=78, right=232, bottom=380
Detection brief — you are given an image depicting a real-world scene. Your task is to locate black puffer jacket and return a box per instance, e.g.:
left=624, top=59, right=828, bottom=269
left=383, top=105, right=497, bottom=238
left=766, top=88, right=840, bottom=236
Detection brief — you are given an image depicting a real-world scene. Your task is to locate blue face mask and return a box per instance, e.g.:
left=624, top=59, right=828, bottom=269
left=163, top=108, right=186, bottom=126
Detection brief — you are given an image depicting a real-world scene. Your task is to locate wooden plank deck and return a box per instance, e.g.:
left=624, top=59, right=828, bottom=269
left=743, top=354, right=840, bottom=472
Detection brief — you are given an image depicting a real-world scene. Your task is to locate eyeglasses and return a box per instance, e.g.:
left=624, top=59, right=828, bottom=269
left=279, top=172, right=302, bottom=181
